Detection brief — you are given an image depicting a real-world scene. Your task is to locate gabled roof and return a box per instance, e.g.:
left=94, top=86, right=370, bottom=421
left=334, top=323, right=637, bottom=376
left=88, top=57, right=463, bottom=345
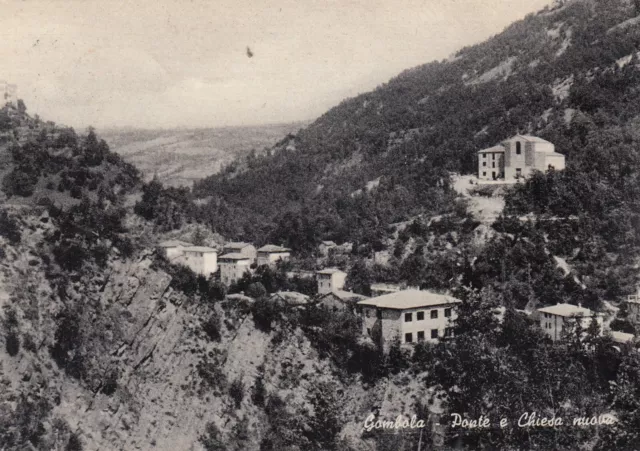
left=358, top=289, right=460, bottom=310
left=183, top=246, right=217, bottom=253
left=219, top=252, right=252, bottom=260
left=478, top=144, right=505, bottom=154
left=537, top=303, right=600, bottom=318
left=316, top=268, right=346, bottom=275
left=505, top=134, right=553, bottom=144
left=223, top=242, right=254, bottom=250
left=158, top=240, right=193, bottom=248
left=257, top=244, right=291, bottom=253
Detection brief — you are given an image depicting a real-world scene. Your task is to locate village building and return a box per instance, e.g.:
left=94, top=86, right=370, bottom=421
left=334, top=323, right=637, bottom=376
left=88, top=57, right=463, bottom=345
left=478, top=135, right=565, bottom=181
left=626, top=289, right=640, bottom=325
left=0, top=81, right=17, bottom=106
left=219, top=253, right=253, bottom=286
left=537, top=303, right=604, bottom=341
left=256, top=245, right=291, bottom=267
left=316, top=268, right=347, bottom=295
left=157, top=240, right=193, bottom=259
left=611, top=331, right=635, bottom=346
left=222, top=242, right=257, bottom=263
left=318, top=240, right=337, bottom=257
left=316, top=290, right=368, bottom=312
left=358, top=290, right=460, bottom=349
left=180, top=246, right=218, bottom=276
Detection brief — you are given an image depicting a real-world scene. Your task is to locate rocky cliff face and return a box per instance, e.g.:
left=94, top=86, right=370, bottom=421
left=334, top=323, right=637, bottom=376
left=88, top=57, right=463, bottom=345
left=0, top=210, right=428, bottom=451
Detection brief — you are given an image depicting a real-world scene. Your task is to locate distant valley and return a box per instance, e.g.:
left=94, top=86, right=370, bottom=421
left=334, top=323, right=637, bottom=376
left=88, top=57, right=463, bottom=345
left=100, top=122, right=308, bottom=187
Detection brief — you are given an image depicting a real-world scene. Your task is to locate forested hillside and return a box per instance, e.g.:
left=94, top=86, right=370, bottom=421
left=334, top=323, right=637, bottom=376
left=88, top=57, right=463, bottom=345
left=187, top=0, right=640, bottom=253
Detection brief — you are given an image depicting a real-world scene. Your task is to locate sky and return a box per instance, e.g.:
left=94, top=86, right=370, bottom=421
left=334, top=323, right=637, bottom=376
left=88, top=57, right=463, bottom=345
left=0, top=0, right=552, bottom=129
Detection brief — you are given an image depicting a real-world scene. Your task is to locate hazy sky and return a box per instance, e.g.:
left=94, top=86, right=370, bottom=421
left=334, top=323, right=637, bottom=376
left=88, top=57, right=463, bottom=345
left=0, top=0, right=551, bottom=129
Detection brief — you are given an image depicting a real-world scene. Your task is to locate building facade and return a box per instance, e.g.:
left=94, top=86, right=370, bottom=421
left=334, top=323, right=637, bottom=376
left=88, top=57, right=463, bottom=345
left=181, top=246, right=218, bottom=276
left=478, top=135, right=566, bottom=181
left=256, top=245, right=291, bottom=267
left=358, top=290, right=460, bottom=350
left=627, top=290, right=640, bottom=325
left=219, top=253, right=252, bottom=286
left=316, top=268, right=347, bottom=295
left=222, top=242, right=257, bottom=262
left=0, top=81, right=17, bottom=106
left=537, top=303, right=603, bottom=341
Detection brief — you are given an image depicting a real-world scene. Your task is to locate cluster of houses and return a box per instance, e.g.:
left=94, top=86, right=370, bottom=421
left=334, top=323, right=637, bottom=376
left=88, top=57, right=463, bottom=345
left=157, top=240, right=291, bottom=285
left=151, top=136, right=640, bottom=351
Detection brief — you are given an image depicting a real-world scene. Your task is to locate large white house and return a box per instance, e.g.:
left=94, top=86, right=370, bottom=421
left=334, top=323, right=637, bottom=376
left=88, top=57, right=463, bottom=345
left=537, top=303, right=603, bottom=341
left=180, top=246, right=218, bottom=276
left=358, top=290, right=460, bottom=349
left=478, top=135, right=565, bottom=181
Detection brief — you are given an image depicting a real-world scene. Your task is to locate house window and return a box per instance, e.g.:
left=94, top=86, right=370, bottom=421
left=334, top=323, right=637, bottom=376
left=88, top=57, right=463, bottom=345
left=445, top=328, right=453, bottom=337
left=367, top=328, right=371, bottom=336
left=482, top=162, right=487, bottom=167
left=482, top=154, right=486, bottom=159
left=405, top=312, right=413, bottom=322
left=444, top=308, right=452, bottom=318
left=431, top=329, right=439, bottom=339
left=376, top=310, right=382, bottom=319
left=365, top=309, right=370, bottom=318
left=430, top=310, right=438, bottom=319
left=417, top=311, right=424, bottom=321
left=516, top=142, right=521, bottom=155
left=417, top=331, right=425, bottom=342
left=492, top=162, right=496, bottom=168
left=516, top=168, right=522, bottom=177
left=482, top=172, right=486, bottom=176
left=405, top=333, right=413, bottom=343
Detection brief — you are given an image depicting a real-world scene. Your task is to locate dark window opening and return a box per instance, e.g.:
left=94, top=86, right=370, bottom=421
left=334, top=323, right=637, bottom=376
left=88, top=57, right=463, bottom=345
left=404, top=312, right=412, bottom=322
left=405, top=333, right=413, bottom=343
left=444, top=308, right=452, bottom=318
left=430, top=310, right=438, bottom=319
left=417, top=311, right=424, bottom=321
left=417, top=331, right=425, bottom=342
left=431, top=329, right=439, bottom=339
left=516, top=142, right=522, bottom=155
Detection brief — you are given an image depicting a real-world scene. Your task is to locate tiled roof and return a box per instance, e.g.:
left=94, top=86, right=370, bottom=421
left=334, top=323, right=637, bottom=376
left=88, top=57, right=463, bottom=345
left=316, top=268, right=346, bottom=275
left=257, top=244, right=291, bottom=253
left=478, top=145, right=505, bottom=154
left=508, top=134, right=553, bottom=144
left=158, top=240, right=193, bottom=248
left=537, top=303, right=599, bottom=318
left=358, top=290, right=460, bottom=310
left=183, top=246, right=217, bottom=253
left=219, top=252, right=252, bottom=260
left=223, top=242, right=253, bottom=250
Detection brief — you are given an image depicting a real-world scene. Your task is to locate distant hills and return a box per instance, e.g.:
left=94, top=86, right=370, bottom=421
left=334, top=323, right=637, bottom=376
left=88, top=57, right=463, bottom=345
left=100, top=122, right=308, bottom=187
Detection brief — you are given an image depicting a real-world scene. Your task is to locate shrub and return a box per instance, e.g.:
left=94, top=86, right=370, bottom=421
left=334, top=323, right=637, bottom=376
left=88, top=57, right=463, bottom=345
left=202, top=312, right=222, bottom=342
left=0, top=209, right=21, bottom=244
left=66, top=432, right=84, bottom=451
left=199, top=422, right=226, bottom=451
left=251, top=373, right=267, bottom=407
left=251, top=297, right=282, bottom=332
left=5, top=330, right=20, bottom=356
left=229, top=376, right=245, bottom=409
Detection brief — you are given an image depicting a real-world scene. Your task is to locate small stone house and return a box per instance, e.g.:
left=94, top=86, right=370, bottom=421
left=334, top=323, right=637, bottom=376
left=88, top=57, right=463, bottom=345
left=316, top=268, right=347, bottom=295
left=222, top=242, right=257, bottom=263
left=180, top=246, right=218, bottom=276
left=358, top=290, right=461, bottom=350
left=256, top=245, right=291, bottom=267
left=219, top=253, right=253, bottom=286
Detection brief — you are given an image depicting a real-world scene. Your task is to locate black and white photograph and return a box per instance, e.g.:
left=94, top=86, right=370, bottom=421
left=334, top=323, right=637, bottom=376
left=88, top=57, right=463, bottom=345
left=1, top=0, right=640, bottom=449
